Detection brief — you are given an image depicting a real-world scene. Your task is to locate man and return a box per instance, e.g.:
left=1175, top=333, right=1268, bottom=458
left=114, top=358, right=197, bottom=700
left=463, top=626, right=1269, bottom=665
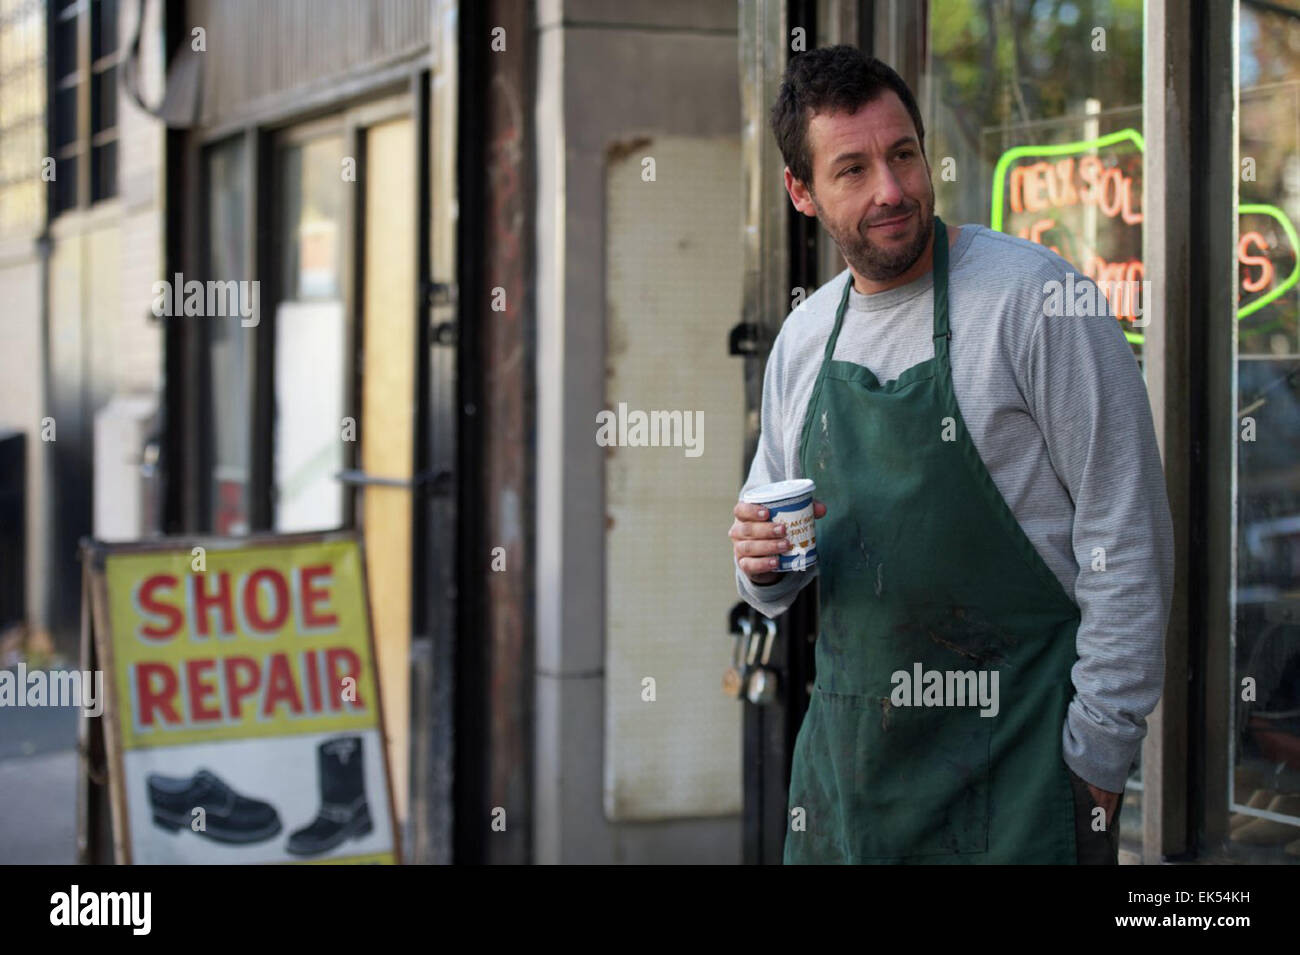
left=728, top=45, right=1173, bottom=864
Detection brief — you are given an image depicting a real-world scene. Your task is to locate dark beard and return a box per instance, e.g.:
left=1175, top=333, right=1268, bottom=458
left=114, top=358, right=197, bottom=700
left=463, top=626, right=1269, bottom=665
left=816, top=195, right=934, bottom=282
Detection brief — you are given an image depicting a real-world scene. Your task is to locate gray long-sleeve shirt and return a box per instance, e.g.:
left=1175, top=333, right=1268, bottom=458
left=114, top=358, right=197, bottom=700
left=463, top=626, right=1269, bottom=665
left=735, top=223, right=1173, bottom=794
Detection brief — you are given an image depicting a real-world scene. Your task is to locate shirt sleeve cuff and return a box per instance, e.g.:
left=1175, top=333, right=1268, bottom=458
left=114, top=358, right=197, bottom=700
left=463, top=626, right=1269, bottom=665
left=1061, top=705, right=1143, bottom=794
left=734, top=563, right=814, bottom=620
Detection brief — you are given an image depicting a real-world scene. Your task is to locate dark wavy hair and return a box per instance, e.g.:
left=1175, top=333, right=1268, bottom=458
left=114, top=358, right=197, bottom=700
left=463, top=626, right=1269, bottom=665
left=769, top=45, right=926, bottom=191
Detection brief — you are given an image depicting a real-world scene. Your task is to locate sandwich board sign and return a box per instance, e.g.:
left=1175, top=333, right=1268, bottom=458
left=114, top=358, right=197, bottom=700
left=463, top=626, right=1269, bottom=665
left=78, top=531, right=401, bottom=864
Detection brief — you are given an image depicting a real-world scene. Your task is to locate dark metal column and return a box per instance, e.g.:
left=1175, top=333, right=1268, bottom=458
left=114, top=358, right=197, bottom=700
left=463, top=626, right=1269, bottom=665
left=1143, top=0, right=1238, bottom=862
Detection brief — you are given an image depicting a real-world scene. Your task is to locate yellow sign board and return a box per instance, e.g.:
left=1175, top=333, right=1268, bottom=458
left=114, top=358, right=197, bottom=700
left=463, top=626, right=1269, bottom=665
left=82, top=532, right=400, bottom=865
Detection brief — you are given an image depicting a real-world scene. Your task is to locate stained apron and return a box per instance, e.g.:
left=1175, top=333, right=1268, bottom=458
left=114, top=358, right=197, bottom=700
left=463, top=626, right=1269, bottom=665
left=783, top=216, right=1083, bottom=864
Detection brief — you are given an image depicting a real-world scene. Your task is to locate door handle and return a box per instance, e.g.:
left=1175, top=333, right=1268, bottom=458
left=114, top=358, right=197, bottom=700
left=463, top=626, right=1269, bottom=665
left=727, top=321, right=761, bottom=356
left=335, top=468, right=454, bottom=496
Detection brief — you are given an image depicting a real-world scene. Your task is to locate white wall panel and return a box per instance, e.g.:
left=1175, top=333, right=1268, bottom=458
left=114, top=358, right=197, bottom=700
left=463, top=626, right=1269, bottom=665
left=604, top=134, right=745, bottom=821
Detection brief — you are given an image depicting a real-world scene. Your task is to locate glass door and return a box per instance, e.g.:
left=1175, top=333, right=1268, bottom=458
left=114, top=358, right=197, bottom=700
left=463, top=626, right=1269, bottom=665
left=204, top=135, right=252, bottom=535
left=272, top=126, right=350, bottom=533
left=1230, top=0, right=1300, bottom=864
left=261, top=98, right=419, bottom=825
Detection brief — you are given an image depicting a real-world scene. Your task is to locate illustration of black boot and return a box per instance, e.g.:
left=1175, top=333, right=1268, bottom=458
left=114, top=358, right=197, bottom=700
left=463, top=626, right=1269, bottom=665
left=287, top=735, right=373, bottom=856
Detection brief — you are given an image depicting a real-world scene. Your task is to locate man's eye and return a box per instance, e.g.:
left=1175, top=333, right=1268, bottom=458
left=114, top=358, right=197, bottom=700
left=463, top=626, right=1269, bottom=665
left=842, top=165, right=863, bottom=177
left=895, top=150, right=915, bottom=160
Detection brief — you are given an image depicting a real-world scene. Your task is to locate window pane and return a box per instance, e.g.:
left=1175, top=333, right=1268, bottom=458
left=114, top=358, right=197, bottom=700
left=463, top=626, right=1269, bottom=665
left=92, top=0, right=117, bottom=62
left=273, top=133, right=347, bottom=532
left=205, top=137, right=251, bottom=535
left=926, top=0, right=1147, bottom=859
left=54, top=14, right=77, bottom=77
left=929, top=0, right=1145, bottom=362
left=54, top=83, right=77, bottom=148
left=90, top=137, right=114, bottom=201
left=92, top=62, right=116, bottom=133
left=279, top=136, right=345, bottom=300
left=53, top=153, right=76, bottom=213
left=0, top=0, right=47, bottom=235
left=1230, top=0, right=1300, bottom=864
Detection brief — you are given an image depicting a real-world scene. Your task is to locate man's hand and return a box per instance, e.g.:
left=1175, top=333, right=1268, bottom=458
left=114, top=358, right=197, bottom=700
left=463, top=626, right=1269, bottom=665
left=730, top=499, right=828, bottom=585
left=1088, top=783, right=1122, bottom=828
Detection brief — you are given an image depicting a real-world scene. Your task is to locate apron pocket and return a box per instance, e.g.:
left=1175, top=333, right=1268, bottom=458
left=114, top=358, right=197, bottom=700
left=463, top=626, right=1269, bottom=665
left=814, top=687, right=993, bottom=860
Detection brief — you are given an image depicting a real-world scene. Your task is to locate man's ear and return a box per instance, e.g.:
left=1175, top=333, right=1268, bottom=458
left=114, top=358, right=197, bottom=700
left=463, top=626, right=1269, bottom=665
left=784, top=168, right=817, bottom=218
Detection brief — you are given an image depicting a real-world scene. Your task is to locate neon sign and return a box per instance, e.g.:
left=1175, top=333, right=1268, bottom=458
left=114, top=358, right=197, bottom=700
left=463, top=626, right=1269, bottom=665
left=992, top=129, right=1298, bottom=345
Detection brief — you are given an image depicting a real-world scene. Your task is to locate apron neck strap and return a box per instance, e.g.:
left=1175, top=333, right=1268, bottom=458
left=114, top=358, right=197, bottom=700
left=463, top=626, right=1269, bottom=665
left=931, top=215, right=950, bottom=343
left=821, top=267, right=855, bottom=366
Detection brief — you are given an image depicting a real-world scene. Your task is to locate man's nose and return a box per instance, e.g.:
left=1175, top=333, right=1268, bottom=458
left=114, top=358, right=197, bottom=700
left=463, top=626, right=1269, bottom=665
left=871, top=163, right=905, bottom=208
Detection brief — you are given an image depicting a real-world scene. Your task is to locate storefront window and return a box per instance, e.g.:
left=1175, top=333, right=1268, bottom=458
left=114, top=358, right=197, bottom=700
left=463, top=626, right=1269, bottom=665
left=0, top=0, right=46, bottom=237
left=929, top=0, right=1144, bottom=358
left=272, top=132, right=347, bottom=533
left=925, top=0, right=1146, bottom=855
left=205, top=136, right=250, bottom=535
left=1230, top=0, right=1300, bottom=864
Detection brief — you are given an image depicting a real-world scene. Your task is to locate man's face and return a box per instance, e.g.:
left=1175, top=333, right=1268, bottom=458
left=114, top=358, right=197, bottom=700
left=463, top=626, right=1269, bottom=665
left=792, top=92, right=934, bottom=282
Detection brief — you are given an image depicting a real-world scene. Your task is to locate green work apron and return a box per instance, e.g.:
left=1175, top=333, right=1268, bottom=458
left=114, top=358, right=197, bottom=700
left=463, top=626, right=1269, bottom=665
left=784, top=216, right=1083, bottom=864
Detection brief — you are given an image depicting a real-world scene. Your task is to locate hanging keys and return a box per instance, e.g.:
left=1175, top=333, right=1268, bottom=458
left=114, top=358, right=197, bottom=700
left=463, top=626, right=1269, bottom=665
left=745, top=617, right=780, bottom=706
left=722, top=614, right=752, bottom=699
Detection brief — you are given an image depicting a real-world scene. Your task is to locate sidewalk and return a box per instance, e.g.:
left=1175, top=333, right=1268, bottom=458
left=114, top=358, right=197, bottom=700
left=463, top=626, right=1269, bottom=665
left=0, top=695, right=79, bottom=864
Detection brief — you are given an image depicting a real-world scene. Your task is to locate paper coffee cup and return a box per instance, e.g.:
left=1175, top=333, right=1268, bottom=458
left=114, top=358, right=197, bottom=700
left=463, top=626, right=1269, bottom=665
left=741, top=478, right=817, bottom=572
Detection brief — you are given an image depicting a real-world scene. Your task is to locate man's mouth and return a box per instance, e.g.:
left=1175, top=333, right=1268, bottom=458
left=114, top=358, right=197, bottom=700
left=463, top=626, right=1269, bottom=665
left=868, top=209, right=914, bottom=230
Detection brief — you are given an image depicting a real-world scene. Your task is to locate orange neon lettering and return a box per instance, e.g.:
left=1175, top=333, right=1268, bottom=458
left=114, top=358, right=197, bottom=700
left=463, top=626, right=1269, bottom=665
left=1077, top=156, right=1102, bottom=204
left=1098, top=168, right=1124, bottom=218
left=1047, top=157, right=1079, bottom=208
left=1023, top=162, right=1051, bottom=213
left=1239, top=232, right=1274, bottom=293
left=1121, top=176, right=1143, bottom=225
left=1009, top=166, right=1029, bottom=214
